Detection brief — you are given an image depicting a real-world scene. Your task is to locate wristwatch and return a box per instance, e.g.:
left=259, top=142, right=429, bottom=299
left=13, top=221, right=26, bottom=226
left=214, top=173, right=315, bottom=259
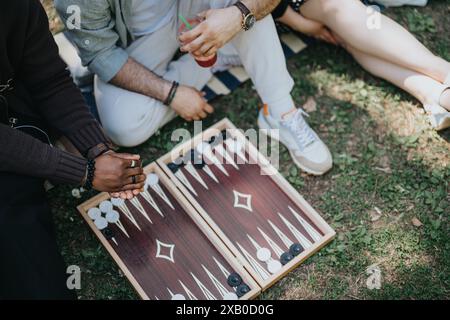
left=233, top=1, right=256, bottom=31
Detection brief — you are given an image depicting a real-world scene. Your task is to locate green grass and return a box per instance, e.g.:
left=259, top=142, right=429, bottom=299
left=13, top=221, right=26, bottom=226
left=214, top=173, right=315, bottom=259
left=47, top=1, right=450, bottom=300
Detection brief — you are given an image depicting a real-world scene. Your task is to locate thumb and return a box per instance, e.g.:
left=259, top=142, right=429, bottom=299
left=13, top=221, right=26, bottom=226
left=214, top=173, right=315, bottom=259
left=197, top=10, right=209, bottom=20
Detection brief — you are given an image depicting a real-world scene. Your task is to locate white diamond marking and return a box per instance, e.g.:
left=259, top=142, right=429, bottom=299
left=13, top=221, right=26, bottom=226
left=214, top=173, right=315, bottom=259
left=155, top=239, right=175, bottom=263
left=233, top=190, right=253, bottom=212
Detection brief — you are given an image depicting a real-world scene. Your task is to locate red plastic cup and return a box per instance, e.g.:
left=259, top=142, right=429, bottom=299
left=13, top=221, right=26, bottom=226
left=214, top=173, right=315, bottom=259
left=179, top=18, right=217, bottom=68
left=193, top=54, right=218, bottom=68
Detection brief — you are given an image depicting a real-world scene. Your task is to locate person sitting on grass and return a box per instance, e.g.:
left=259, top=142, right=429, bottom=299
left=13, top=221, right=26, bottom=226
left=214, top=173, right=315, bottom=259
left=271, top=0, right=450, bottom=130
left=56, top=0, right=333, bottom=176
left=0, top=0, right=146, bottom=299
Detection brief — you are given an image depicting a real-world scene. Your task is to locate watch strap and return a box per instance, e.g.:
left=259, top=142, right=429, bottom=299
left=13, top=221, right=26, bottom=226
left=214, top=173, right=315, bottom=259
left=233, top=1, right=251, bottom=17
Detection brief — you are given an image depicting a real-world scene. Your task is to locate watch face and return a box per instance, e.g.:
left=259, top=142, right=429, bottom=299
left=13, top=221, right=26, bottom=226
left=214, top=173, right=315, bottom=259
left=245, top=14, right=256, bottom=30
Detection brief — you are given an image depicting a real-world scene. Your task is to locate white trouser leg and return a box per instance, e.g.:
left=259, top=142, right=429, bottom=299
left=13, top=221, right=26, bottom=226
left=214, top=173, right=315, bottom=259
left=229, top=15, right=295, bottom=114
left=95, top=17, right=213, bottom=147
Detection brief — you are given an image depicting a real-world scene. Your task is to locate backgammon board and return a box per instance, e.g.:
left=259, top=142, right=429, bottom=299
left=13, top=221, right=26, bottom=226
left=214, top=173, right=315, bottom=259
left=78, top=118, right=335, bottom=299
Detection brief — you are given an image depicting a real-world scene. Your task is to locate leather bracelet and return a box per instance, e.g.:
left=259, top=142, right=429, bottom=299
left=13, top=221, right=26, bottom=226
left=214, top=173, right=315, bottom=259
left=86, top=142, right=111, bottom=160
left=83, top=159, right=96, bottom=190
left=164, top=81, right=179, bottom=106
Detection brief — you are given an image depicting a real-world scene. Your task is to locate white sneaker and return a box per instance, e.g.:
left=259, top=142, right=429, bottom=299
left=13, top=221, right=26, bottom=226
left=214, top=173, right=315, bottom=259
left=425, top=104, right=450, bottom=131
left=424, top=84, right=450, bottom=131
left=258, top=108, right=333, bottom=175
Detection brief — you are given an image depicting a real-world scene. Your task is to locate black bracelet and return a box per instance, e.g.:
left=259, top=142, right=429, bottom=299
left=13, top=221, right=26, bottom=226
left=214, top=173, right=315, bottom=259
left=83, top=159, right=96, bottom=191
left=164, top=81, right=179, bottom=106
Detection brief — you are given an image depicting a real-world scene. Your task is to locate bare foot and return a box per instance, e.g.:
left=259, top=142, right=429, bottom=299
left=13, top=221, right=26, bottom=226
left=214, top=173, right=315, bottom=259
left=439, top=88, right=450, bottom=111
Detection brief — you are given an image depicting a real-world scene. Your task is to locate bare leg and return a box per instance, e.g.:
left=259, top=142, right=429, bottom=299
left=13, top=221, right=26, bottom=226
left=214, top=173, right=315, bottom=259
left=299, top=0, right=450, bottom=83
left=345, top=44, right=450, bottom=111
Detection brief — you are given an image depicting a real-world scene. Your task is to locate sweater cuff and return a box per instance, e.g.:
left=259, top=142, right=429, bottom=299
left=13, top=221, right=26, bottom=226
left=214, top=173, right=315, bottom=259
left=53, top=151, right=87, bottom=185
left=67, top=122, right=111, bottom=156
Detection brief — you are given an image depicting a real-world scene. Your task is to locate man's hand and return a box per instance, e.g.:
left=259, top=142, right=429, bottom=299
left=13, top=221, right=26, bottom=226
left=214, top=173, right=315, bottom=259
left=92, top=152, right=145, bottom=198
left=108, top=153, right=145, bottom=200
left=179, top=6, right=242, bottom=58
left=170, top=85, right=214, bottom=121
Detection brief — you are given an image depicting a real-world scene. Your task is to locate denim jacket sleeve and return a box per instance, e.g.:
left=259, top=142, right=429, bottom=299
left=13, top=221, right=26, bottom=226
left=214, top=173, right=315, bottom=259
left=55, top=0, right=128, bottom=82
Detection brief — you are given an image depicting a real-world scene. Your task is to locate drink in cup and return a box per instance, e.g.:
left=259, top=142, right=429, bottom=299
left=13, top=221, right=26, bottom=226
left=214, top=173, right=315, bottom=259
left=179, top=15, right=217, bottom=68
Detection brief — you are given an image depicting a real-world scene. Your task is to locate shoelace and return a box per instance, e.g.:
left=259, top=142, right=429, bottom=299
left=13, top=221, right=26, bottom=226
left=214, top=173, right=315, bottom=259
left=282, top=109, right=317, bottom=150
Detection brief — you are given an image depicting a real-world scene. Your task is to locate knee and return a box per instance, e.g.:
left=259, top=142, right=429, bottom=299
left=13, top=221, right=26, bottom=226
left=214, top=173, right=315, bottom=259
left=318, top=0, right=356, bottom=19
left=103, top=119, right=157, bottom=148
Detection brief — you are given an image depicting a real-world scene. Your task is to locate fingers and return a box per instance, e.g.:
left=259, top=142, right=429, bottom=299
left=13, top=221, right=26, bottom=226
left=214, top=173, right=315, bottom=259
left=113, top=153, right=142, bottom=168
left=119, top=190, right=135, bottom=200
left=197, top=10, right=208, bottom=20
left=121, top=182, right=146, bottom=192
left=193, top=102, right=213, bottom=120
left=203, top=103, right=214, bottom=114
left=179, top=25, right=203, bottom=48
left=204, top=46, right=217, bottom=57
left=198, top=110, right=208, bottom=119
left=124, top=167, right=144, bottom=179
left=193, top=43, right=215, bottom=57
left=181, top=34, right=207, bottom=53
left=124, top=173, right=146, bottom=186
left=322, top=30, right=338, bottom=45
left=113, top=153, right=141, bottom=160
left=126, top=158, right=142, bottom=169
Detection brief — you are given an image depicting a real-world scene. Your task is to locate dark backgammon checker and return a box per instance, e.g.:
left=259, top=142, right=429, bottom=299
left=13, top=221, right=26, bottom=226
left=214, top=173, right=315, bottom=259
left=78, top=119, right=335, bottom=299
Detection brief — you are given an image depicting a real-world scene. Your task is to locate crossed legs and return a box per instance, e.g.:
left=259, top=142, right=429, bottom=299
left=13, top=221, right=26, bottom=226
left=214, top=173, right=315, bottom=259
left=298, top=0, right=450, bottom=110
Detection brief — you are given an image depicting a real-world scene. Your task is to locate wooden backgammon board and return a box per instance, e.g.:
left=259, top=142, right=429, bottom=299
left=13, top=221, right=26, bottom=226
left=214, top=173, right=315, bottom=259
left=78, top=119, right=335, bottom=300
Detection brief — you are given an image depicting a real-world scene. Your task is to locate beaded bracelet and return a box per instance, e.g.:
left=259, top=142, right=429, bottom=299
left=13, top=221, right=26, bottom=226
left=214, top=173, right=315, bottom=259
left=83, top=159, right=96, bottom=191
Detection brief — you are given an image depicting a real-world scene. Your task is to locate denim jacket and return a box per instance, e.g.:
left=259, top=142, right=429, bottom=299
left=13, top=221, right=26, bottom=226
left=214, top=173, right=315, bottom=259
left=55, top=0, right=134, bottom=82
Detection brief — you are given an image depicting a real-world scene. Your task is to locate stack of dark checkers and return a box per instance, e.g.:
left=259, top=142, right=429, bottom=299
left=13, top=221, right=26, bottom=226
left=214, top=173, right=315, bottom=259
left=78, top=119, right=336, bottom=300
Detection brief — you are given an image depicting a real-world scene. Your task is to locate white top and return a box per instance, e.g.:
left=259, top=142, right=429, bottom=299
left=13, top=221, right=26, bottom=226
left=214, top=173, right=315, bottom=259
left=130, top=0, right=177, bottom=37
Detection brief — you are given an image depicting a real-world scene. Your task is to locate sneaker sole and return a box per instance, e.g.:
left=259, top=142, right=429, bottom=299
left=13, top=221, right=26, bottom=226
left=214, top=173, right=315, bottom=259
left=257, top=116, right=328, bottom=176
left=432, top=116, right=450, bottom=131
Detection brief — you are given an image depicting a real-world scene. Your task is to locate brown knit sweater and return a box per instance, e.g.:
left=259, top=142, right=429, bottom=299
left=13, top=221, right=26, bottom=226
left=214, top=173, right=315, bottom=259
left=0, top=0, right=110, bottom=185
